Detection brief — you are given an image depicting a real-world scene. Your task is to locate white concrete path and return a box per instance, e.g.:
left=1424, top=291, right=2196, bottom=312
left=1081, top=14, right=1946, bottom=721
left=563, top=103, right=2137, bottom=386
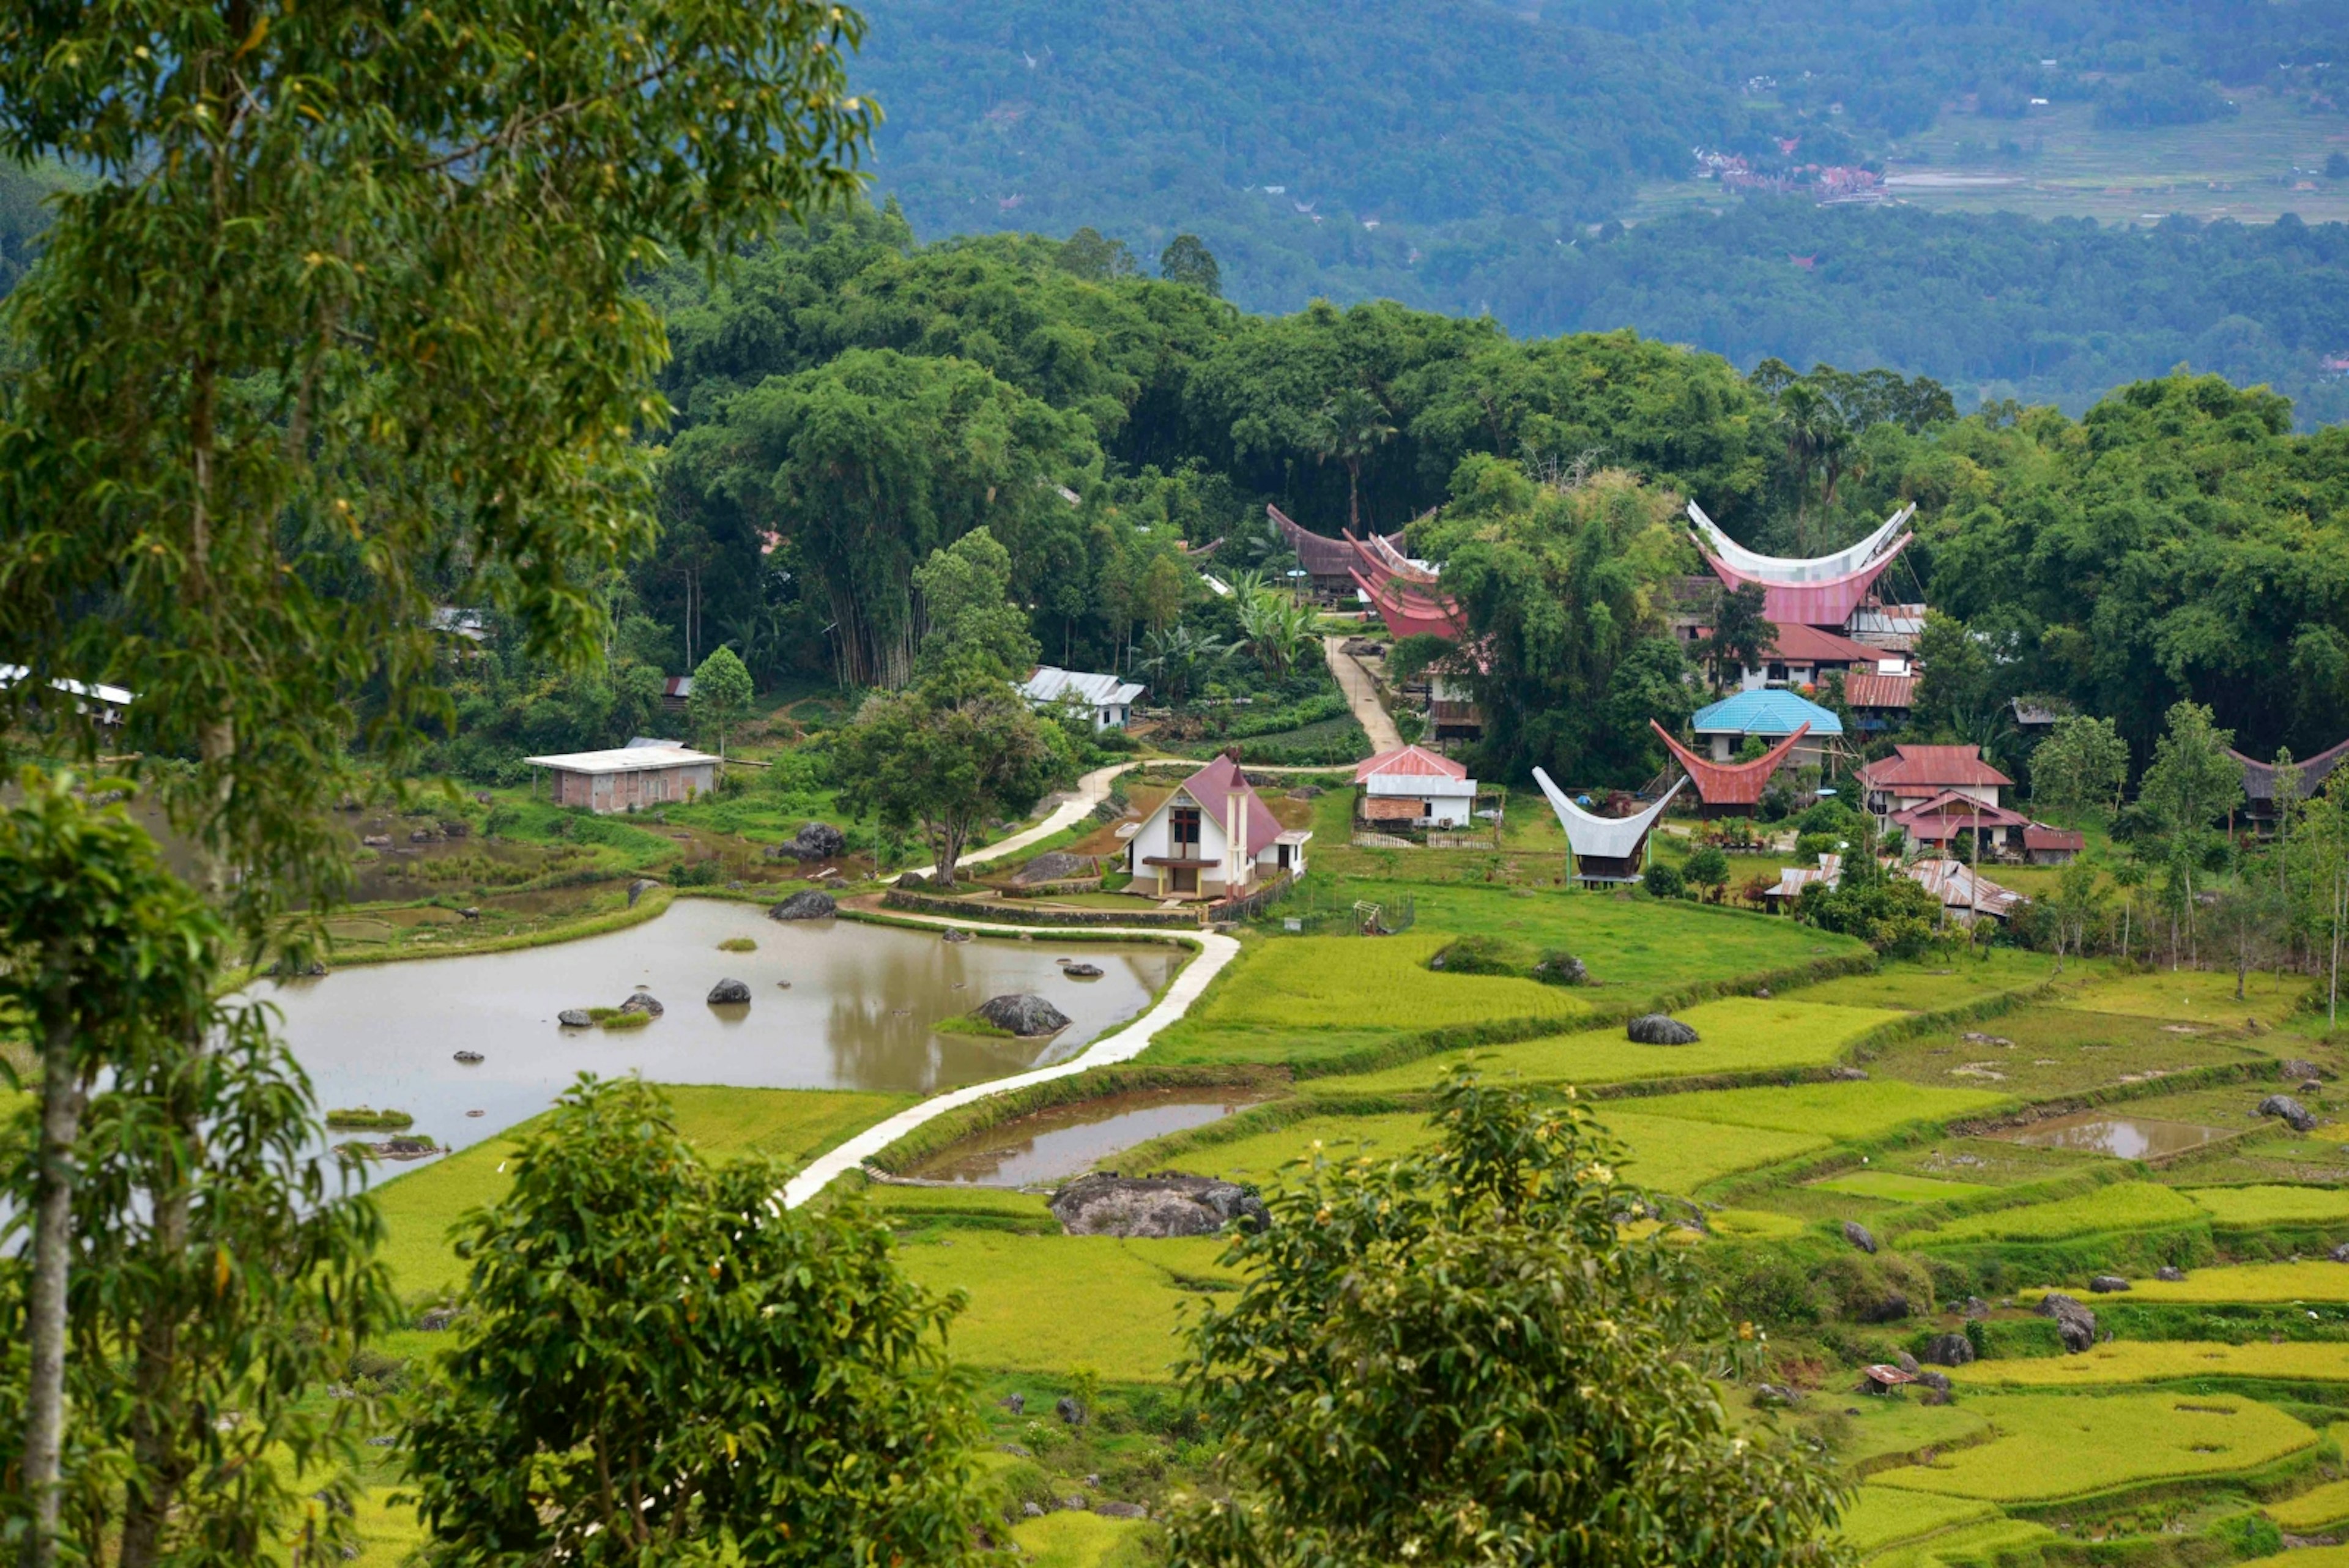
left=1323, top=634, right=1402, bottom=753
left=899, top=760, right=1137, bottom=881
left=782, top=914, right=1239, bottom=1206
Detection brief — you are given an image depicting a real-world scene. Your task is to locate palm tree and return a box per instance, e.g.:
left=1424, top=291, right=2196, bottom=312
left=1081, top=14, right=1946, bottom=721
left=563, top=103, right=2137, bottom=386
left=1310, top=387, right=1398, bottom=534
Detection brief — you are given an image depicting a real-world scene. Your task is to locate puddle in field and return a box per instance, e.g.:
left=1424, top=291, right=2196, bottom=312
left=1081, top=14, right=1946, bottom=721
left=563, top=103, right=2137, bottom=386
left=1995, top=1111, right=2233, bottom=1161
left=903, top=1087, right=1277, bottom=1187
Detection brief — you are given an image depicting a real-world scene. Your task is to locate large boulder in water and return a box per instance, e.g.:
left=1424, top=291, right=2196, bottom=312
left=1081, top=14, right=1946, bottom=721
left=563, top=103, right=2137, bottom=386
left=974, top=993, right=1071, bottom=1036
left=557, top=1009, right=593, bottom=1028
left=707, top=978, right=752, bottom=1005
left=1012, top=850, right=1097, bottom=886
left=1050, top=1173, right=1267, bottom=1238
left=618, top=990, right=663, bottom=1018
left=769, top=890, right=837, bottom=921
left=787, top=821, right=847, bottom=861
left=1627, top=1013, right=1700, bottom=1046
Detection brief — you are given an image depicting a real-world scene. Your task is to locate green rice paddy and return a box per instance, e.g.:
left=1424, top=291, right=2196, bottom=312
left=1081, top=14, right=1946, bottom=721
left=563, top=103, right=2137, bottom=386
left=2022, top=1261, right=2349, bottom=1304
left=2266, top=1477, right=2349, bottom=1532
left=1628, top=1080, right=2013, bottom=1142
left=1956, top=1340, right=2349, bottom=1388
left=369, top=1085, right=916, bottom=1297
left=1871, top=1392, right=2317, bottom=1504
left=2184, top=1184, right=2349, bottom=1228
left=1904, top=1181, right=2203, bottom=1247
left=1809, top=1170, right=1999, bottom=1203
left=1181, top=931, right=1587, bottom=1036
left=2053, top=967, right=2309, bottom=1027
left=1833, top=1488, right=1999, bottom=1554
left=1311, top=997, right=1906, bottom=1096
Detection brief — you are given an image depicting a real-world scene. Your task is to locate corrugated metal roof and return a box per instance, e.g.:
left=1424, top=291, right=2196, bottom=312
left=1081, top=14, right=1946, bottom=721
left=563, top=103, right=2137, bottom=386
left=1354, top=745, right=1470, bottom=783
left=525, top=745, right=718, bottom=775
left=1021, top=666, right=1146, bottom=708
left=1844, top=672, right=1916, bottom=709
left=1905, top=858, right=2023, bottom=917
left=1691, top=688, right=1844, bottom=737
left=1857, top=745, right=2013, bottom=790
left=2023, top=827, right=2086, bottom=851
left=1765, top=622, right=1880, bottom=664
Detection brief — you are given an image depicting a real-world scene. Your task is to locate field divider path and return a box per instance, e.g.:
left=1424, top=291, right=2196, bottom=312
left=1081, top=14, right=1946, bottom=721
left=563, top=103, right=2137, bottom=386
left=781, top=913, right=1238, bottom=1206
left=899, top=759, right=1138, bottom=880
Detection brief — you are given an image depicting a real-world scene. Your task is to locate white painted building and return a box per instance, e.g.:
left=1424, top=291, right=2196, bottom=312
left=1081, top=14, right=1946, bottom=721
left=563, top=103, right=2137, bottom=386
left=1020, top=666, right=1147, bottom=730
left=1125, top=755, right=1310, bottom=899
left=1355, top=745, right=1478, bottom=828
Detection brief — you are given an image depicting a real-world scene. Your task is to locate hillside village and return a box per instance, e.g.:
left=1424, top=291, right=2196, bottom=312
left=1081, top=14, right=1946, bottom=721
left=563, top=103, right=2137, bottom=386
left=15, top=7, right=2349, bottom=1568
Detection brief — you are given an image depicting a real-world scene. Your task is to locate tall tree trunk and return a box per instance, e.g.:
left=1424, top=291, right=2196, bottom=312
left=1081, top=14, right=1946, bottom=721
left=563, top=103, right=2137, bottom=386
left=21, top=972, right=86, bottom=1568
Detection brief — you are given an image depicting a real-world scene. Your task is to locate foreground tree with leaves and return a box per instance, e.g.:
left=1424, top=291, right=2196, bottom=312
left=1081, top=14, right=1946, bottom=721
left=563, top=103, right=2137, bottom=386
left=1167, top=1069, right=1850, bottom=1568
left=406, top=1076, right=995, bottom=1567
left=0, top=771, right=394, bottom=1568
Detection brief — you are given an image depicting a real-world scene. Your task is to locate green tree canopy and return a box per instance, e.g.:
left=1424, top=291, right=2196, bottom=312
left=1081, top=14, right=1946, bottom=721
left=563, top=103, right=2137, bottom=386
left=2030, top=712, right=2131, bottom=817
left=831, top=668, right=1075, bottom=885
left=688, top=646, right=756, bottom=762
left=912, top=527, right=1040, bottom=682
left=406, top=1076, right=995, bottom=1567
left=1168, top=1068, right=1849, bottom=1567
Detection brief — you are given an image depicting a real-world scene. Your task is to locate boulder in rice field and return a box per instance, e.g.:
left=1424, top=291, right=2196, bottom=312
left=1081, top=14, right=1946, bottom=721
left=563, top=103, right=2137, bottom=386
left=974, top=994, right=1071, bottom=1036
left=1050, top=1173, right=1267, bottom=1238
left=1626, top=1013, right=1699, bottom=1046
left=768, top=890, right=837, bottom=921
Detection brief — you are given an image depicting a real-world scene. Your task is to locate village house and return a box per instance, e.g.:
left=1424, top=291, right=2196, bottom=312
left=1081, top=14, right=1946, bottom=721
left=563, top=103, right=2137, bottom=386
left=1019, top=666, right=1148, bottom=730
left=1355, top=745, right=1478, bottom=828
left=526, top=742, right=719, bottom=814
left=1690, top=688, right=1843, bottom=768
left=2227, top=735, right=2349, bottom=834
left=1906, top=857, right=2025, bottom=923
left=1854, top=744, right=2011, bottom=821
left=1124, top=754, right=1310, bottom=899
left=0, top=664, right=135, bottom=727
left=1737, top=622, right=1888, bottom=693
left=1842, top=671, right=1916, bottom=735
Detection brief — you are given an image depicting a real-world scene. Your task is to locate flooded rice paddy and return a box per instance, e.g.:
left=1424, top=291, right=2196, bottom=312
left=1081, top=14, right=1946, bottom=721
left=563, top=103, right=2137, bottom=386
left=1996, top=1110, right=2236, bottom=1161
left=901, top=1087, right=1277, bottom=1187
left=260, top=898, right=1181, bottom=1163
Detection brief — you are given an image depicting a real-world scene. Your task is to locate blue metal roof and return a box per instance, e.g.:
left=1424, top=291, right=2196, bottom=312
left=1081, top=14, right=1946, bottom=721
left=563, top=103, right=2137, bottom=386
left=1690, top=688, right=1844, bottom=737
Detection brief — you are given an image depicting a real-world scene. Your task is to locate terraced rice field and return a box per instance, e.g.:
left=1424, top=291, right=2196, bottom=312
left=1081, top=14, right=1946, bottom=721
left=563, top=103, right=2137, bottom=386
left=1809, top=1170, right=1998, bottom=1203
left=1833, top=1488, right=1999, bottom=1554
left=1870, top=1392, right=2317, bottom=1504
left=893, top=1231, right=1238, bottom=1382
left=1861, top=1517, right=2059, bottom=1568
left=1182, top=932, right=1587, bottom=1034
left=1129, top=1104, right=1829, bottom=1196
left=1902, top=1181, right=2203, bottom=1247
left=2184, top=1184, right=2349, bottom=1227
left=1627, top=1080, right=2012, bottom=1142
left=2027, top=1262, right=2349, bottom=1304
left=2051, top=967, right=2308, bottom=1027
left=1783, top=951, right=2069, bottom=1012
left=1955, top=1340, right=2349, bottom=1388
left=1311, top=997, right=1906, bottom=1096
left=2266, top=1477, right=2349, bottom=1531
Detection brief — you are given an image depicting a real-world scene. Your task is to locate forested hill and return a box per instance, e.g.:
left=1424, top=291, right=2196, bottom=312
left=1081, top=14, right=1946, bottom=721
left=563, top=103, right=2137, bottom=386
left=850, top=0, right=2349, bottom=422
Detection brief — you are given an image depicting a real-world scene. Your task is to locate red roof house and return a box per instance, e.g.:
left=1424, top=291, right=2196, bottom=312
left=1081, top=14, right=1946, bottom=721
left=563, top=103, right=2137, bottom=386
left=1650, top=720, right=1811, bottom=816
left=1855, top=745, right=2012, bottom=817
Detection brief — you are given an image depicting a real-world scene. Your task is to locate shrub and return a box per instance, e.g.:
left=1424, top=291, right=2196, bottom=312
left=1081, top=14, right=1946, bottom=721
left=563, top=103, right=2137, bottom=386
left=1683, top=845, right=1730, bottom=893
left=671, top=858, right=722, bottom=887
left=1642, top=862, right=1685, bottom=899
left=1427, top=934, right=1521, bottom=975
left=1717, top=1254, right=1827, bottom=1327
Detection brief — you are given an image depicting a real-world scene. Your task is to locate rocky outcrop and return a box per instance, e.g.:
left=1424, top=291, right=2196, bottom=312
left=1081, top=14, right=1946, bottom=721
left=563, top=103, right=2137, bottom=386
left=453, top=1050, right=485, bottom=1065
left=627, top=878, right=657, bottom=908
left=768, top=890, right=837, bottom=921
left=2037, top=1292, right=2098, bottom=1353
left=942, top=927, right=974, bottom=943
left=1532, top=952, right=1589, bottom=986
left=1842, top=1220, right=1877, bottom=1254
left=1962, top=1296, right=1991, bottom=1320
left=785, top=821, right=847, bottom=861
left=1050, top=1173, right=1269, bottom=1239
left=2283, top=1058, right=2324, bottom=1082
left=974, top=994, right=1072, bottom=1036
left=1627, top=1013, right=1700, bottom=1046
left=557, top=1009, right=593, bottom=1028
left=707, top=978, right=752, bottom=1005
left=896, top=870, right=929, bottom=890
left=2156, top=1265, right=2187, bottom=1282
left=1059, top=961, right=1105, bottom=979
left=2089, top=1274, right=2131, bottom=1293
left=1828, top=1066, right=1870, bottom=1081
left=2259, top=1094, right=2317, bottom=1132
left=618, top=990, right=663, bottom=1017
left=1012, top=850, right=1097, bottom=886
left=1921, top=1334, right=1975, bottom=1367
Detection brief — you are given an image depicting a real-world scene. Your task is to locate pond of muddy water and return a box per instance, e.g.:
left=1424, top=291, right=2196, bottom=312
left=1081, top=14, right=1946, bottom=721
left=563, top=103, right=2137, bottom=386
left=902, top=1087, right=1278, bottom=1187
left=259, top=899, right=1181, bottom=1165
left=1996, top=1110, right=2236, bottom=1161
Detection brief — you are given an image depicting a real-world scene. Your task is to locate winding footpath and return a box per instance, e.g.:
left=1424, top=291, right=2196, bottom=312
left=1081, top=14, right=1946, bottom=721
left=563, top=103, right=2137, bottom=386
left=899, top=759, right=1138, bottom=881
left=782, top=913, right=1239, bottom=1206
left=1323, top=634, right=1403, bottom=753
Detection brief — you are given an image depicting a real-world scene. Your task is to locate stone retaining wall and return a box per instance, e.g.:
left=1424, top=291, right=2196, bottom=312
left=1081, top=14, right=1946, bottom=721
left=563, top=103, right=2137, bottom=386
left=880, top=890, right=1200, bottom=929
